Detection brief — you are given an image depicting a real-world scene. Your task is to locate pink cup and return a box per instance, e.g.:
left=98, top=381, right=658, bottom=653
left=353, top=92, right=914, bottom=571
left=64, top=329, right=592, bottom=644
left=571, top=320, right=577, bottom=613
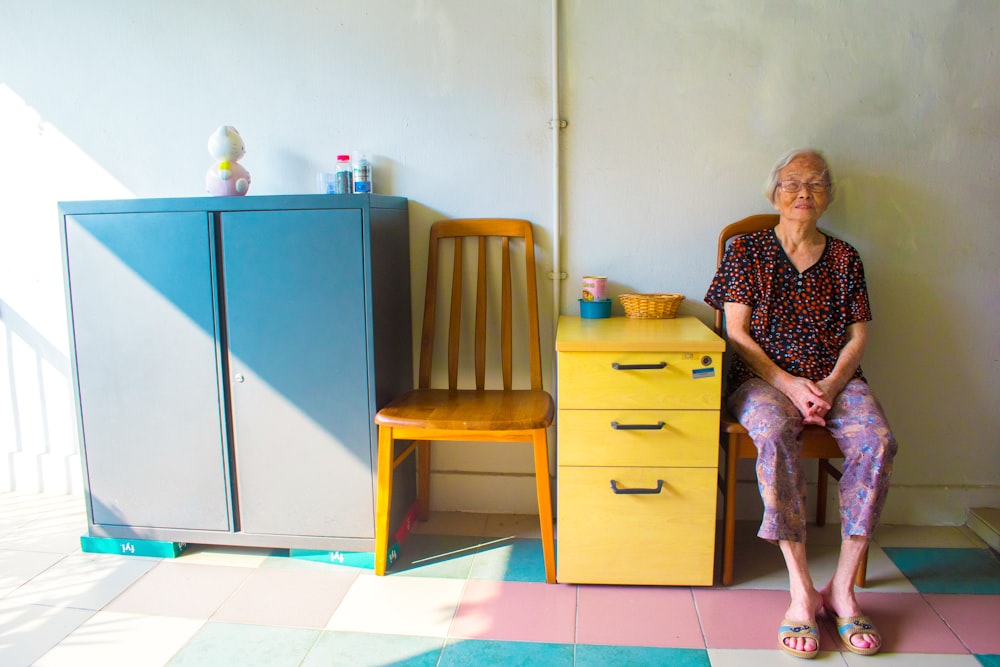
left=582, top=276, right=607, bottom=301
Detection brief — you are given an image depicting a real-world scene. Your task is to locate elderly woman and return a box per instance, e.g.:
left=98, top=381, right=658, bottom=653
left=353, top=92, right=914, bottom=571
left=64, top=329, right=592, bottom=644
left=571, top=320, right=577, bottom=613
left=705, top=148, right=897, bottom=659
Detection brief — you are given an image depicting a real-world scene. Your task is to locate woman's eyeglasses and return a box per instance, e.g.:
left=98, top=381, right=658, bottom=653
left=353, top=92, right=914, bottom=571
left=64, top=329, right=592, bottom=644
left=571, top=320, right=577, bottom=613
left=777, top=181, right=829, bottom=193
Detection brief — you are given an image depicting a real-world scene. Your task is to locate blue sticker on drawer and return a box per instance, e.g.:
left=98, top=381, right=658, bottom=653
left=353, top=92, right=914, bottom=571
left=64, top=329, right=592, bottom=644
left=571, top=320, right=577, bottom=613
left=692, top=367, right=716, bottom=379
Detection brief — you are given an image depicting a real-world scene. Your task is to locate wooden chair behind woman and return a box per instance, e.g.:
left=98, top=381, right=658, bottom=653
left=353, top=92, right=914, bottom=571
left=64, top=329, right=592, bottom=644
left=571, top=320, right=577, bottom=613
left=716, top=213, right=868, bottom=587
left=373, top=218, right=556, bottom=582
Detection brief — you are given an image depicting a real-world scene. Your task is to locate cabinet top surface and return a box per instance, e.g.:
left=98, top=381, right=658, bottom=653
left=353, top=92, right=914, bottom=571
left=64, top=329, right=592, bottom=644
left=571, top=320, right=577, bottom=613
left=58, top=193, right=407, bottom=215
left=556, top=316, right=725, bottom=352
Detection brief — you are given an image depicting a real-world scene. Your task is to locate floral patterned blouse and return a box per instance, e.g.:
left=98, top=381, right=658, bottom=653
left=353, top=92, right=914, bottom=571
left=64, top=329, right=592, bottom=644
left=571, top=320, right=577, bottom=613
left=704, top=228, right=871, bottom=392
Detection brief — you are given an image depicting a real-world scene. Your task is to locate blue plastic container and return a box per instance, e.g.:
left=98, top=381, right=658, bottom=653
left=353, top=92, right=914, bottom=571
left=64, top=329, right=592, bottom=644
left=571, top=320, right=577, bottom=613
left=579, top=298, right=612, bottom=319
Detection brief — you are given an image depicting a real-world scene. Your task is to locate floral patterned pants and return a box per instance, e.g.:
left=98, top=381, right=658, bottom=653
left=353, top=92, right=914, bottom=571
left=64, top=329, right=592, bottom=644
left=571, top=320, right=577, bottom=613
left=728, top=378, right=898, bottom=543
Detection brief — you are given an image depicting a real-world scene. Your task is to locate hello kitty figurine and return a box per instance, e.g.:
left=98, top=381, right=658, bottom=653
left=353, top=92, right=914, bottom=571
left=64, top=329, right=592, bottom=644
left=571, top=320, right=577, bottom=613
left=205, top=125, right=251, bottom=196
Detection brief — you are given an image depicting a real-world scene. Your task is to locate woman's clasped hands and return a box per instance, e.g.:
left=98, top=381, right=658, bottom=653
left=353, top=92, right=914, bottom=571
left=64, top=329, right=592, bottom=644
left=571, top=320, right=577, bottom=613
left=781, top=376, right=832, bottom=426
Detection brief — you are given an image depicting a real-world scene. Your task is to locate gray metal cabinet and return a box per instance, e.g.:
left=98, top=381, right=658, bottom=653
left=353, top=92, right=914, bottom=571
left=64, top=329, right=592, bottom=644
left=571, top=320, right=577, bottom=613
left=60, top=195, right=413, bottom=551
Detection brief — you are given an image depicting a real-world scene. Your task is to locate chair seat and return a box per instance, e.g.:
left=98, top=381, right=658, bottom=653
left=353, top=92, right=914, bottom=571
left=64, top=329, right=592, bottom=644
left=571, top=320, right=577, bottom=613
left=375, top=388, right=554, bottom=431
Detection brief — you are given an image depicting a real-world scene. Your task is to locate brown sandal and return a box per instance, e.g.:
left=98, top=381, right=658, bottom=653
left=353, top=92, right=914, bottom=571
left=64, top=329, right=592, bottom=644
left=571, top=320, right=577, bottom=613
left=778, top=618, right=820, bottom=659
left=834, top=615, right=882, bottom=656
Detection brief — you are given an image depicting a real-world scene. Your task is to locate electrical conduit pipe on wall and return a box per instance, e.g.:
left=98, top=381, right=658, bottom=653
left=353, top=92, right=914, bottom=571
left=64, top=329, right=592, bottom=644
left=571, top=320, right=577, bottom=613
left=550, top=0, right=566, bottom=329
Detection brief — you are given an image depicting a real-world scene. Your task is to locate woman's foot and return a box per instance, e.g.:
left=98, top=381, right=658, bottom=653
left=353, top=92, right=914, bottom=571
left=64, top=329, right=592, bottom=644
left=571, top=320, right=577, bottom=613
left=819, top=585, right=880, bottom=652
left=779, top=619, right=819, bottom=659
left=832, top=614, right=882, bottom=656
left=781, top=591, right=824, bottom=655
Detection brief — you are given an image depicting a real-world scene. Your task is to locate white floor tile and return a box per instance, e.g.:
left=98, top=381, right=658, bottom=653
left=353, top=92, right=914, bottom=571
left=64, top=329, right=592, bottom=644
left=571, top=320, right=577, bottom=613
left=727, top=541, right=916, bottom=593
left=483, top=514, right=543, bottom=538
left=32, top=611, right=204, bottom=667
left=326, top=574, right=466, bottom=637
left=841, top=652, right=982, bottom=666
left=409, top=512, right=489, bottom=536
left=874, top=524, right=988, bottom=549
left=1, top=552, right=159, bottom=610
left=708, top=647, right=849, bottom=665
left=0, top=601, right=95, bottom=667
left=174, top=544, right=275, bottom=568
left=0, top=495, right=87, bottom=554
left=0, top=549, right=65, bottom=597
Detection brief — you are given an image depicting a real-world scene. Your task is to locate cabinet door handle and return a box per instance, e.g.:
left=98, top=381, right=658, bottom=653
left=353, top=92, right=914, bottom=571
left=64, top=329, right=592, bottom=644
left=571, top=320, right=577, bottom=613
left=610, top=420, right=665, bottom=430
left=611, top=361, right=667, bottom=370
left=609, top=479, right=665, bottom=495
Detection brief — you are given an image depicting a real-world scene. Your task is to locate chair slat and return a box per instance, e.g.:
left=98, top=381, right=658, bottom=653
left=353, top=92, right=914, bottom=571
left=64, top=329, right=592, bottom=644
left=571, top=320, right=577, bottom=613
left=501, top=236, right=513, bottom=389
left=523, top=224, right=543, bottom=390
left=418, top=227, right=442, bottom=389
left=448, top=238, right=463, bottom=389
left=475, top=237, right=488, bottom=390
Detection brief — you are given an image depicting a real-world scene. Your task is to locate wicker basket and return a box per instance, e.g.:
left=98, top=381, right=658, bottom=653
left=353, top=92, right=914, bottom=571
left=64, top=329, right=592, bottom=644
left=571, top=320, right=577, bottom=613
left=618, top=293, right=684, bottom=319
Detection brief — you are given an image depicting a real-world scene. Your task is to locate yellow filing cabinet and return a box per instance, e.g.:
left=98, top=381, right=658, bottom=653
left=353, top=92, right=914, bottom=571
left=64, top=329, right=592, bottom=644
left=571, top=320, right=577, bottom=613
left=555, top=315, right=725, bottom=585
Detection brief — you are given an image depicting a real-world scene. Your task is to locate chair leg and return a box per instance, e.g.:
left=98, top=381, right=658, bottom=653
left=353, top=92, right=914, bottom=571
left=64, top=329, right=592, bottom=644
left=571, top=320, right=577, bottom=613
left=722, top=434, right=739, bottom=586
left=532, top=429, right=556, bottom=584
left=416, top=440, right=431, bottom=521
left=855, top=543, right=868, bottom=588
left=374, top=425, right=395, bottom=576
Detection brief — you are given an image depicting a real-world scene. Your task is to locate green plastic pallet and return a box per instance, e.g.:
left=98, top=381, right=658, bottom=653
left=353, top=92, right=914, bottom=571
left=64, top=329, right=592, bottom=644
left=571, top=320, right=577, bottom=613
left=80, top=535, right=188, bottom=558
left=289, top=542, right=401, bottom=570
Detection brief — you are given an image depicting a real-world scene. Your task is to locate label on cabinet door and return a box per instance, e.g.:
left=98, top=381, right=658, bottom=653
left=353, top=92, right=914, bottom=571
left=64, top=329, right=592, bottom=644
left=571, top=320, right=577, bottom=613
left=692, top=368, right=716, bottom=379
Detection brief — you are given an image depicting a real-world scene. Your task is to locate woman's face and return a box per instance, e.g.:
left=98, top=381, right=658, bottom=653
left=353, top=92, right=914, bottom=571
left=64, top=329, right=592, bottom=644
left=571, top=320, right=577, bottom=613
left=772, top=155, right=830, bottom=225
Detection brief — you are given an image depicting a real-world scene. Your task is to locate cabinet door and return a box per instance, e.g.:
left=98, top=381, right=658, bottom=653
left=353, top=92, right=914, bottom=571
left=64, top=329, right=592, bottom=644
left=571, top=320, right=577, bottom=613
left=65, top=212, right=232, bottom=531
left=220, top=208, right=374, bottom=538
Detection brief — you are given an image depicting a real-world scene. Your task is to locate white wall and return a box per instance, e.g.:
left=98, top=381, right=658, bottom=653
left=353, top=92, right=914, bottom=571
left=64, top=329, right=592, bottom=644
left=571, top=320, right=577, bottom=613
left=1, top=1, right=997, bottom=524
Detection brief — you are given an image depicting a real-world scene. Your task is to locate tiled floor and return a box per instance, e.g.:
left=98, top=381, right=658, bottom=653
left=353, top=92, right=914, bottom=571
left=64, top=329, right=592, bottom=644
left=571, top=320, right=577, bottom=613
left=2, top=494, right=999, bottom=666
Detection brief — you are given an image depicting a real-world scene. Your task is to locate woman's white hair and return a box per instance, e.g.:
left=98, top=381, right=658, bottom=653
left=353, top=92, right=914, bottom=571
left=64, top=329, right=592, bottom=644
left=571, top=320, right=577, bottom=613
left=764, top=148, right=835, bottom=204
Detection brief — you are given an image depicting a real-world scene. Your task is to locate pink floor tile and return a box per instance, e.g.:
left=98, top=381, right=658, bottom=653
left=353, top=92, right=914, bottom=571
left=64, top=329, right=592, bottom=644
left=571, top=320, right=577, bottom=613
left=693, top=588, right=839, bottom=652
left=921, top=594, right=1000, bottom=654
left=822, top=592, right=968, bottom=655
left=104, top=561, right=253, bottom=619
left=212, top=567, right=359, bottom=628
left=449, top=580, right=577, bottom=644
left=576, top=586, right=704, bottom=649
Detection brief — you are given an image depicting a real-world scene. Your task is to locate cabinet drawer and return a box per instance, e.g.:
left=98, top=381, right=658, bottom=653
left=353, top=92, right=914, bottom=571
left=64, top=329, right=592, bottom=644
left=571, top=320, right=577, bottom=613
left=558, top=351, right=721, bottom=409
left=557, top=466, right=717, bottom=585
left=558, top=409, right=719, bottom=467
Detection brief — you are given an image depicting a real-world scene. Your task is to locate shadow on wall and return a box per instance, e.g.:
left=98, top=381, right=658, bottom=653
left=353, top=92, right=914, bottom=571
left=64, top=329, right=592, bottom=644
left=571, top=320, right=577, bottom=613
left=0, top=298, right=81, bottom=494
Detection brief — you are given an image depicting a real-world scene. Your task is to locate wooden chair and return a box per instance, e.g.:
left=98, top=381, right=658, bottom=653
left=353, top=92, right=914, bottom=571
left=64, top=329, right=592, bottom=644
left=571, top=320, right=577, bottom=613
left=716, top=214, right=867, bottom=587
left=373, top=218, right=556, bottom=583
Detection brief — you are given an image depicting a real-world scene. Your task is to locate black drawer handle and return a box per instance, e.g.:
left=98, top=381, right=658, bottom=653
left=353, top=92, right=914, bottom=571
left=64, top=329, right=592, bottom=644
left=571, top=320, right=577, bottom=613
left=610, top=420, right=666, bottom=430
left=609, top=479, right=665, bottom=495
left=611, top=361, right=667, bottom=370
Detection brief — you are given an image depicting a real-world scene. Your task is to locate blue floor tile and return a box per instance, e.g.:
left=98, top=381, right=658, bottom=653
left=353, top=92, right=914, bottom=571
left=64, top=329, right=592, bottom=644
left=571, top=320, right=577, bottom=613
left=575, top=645, right=711, bottom=666
left=166, top=622, right=320, bottom=666
left=469, top=537, right=547, bottom=582
left=882, top=547, right=1000, bottom=594
left=389, top=533, right=484, bottom=578
left=439, top=639, right=574, bottom=666
left=391, top=534, right=547, bottom=582
left=977, top=655, right=1000, bottom=667
left=301, top=631, right=444, bottom=667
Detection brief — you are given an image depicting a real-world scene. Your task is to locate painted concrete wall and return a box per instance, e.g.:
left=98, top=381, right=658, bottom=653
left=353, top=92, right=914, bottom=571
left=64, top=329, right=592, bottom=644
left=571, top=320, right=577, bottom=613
left=1, top=1, right=997, bottom=525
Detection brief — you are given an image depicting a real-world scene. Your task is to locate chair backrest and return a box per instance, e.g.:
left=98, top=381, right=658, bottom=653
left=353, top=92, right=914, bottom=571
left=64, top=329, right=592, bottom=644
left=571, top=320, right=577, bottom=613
left=418, top=218, right=543, bottom=392
left=714, top=214, right=780, bottom=334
